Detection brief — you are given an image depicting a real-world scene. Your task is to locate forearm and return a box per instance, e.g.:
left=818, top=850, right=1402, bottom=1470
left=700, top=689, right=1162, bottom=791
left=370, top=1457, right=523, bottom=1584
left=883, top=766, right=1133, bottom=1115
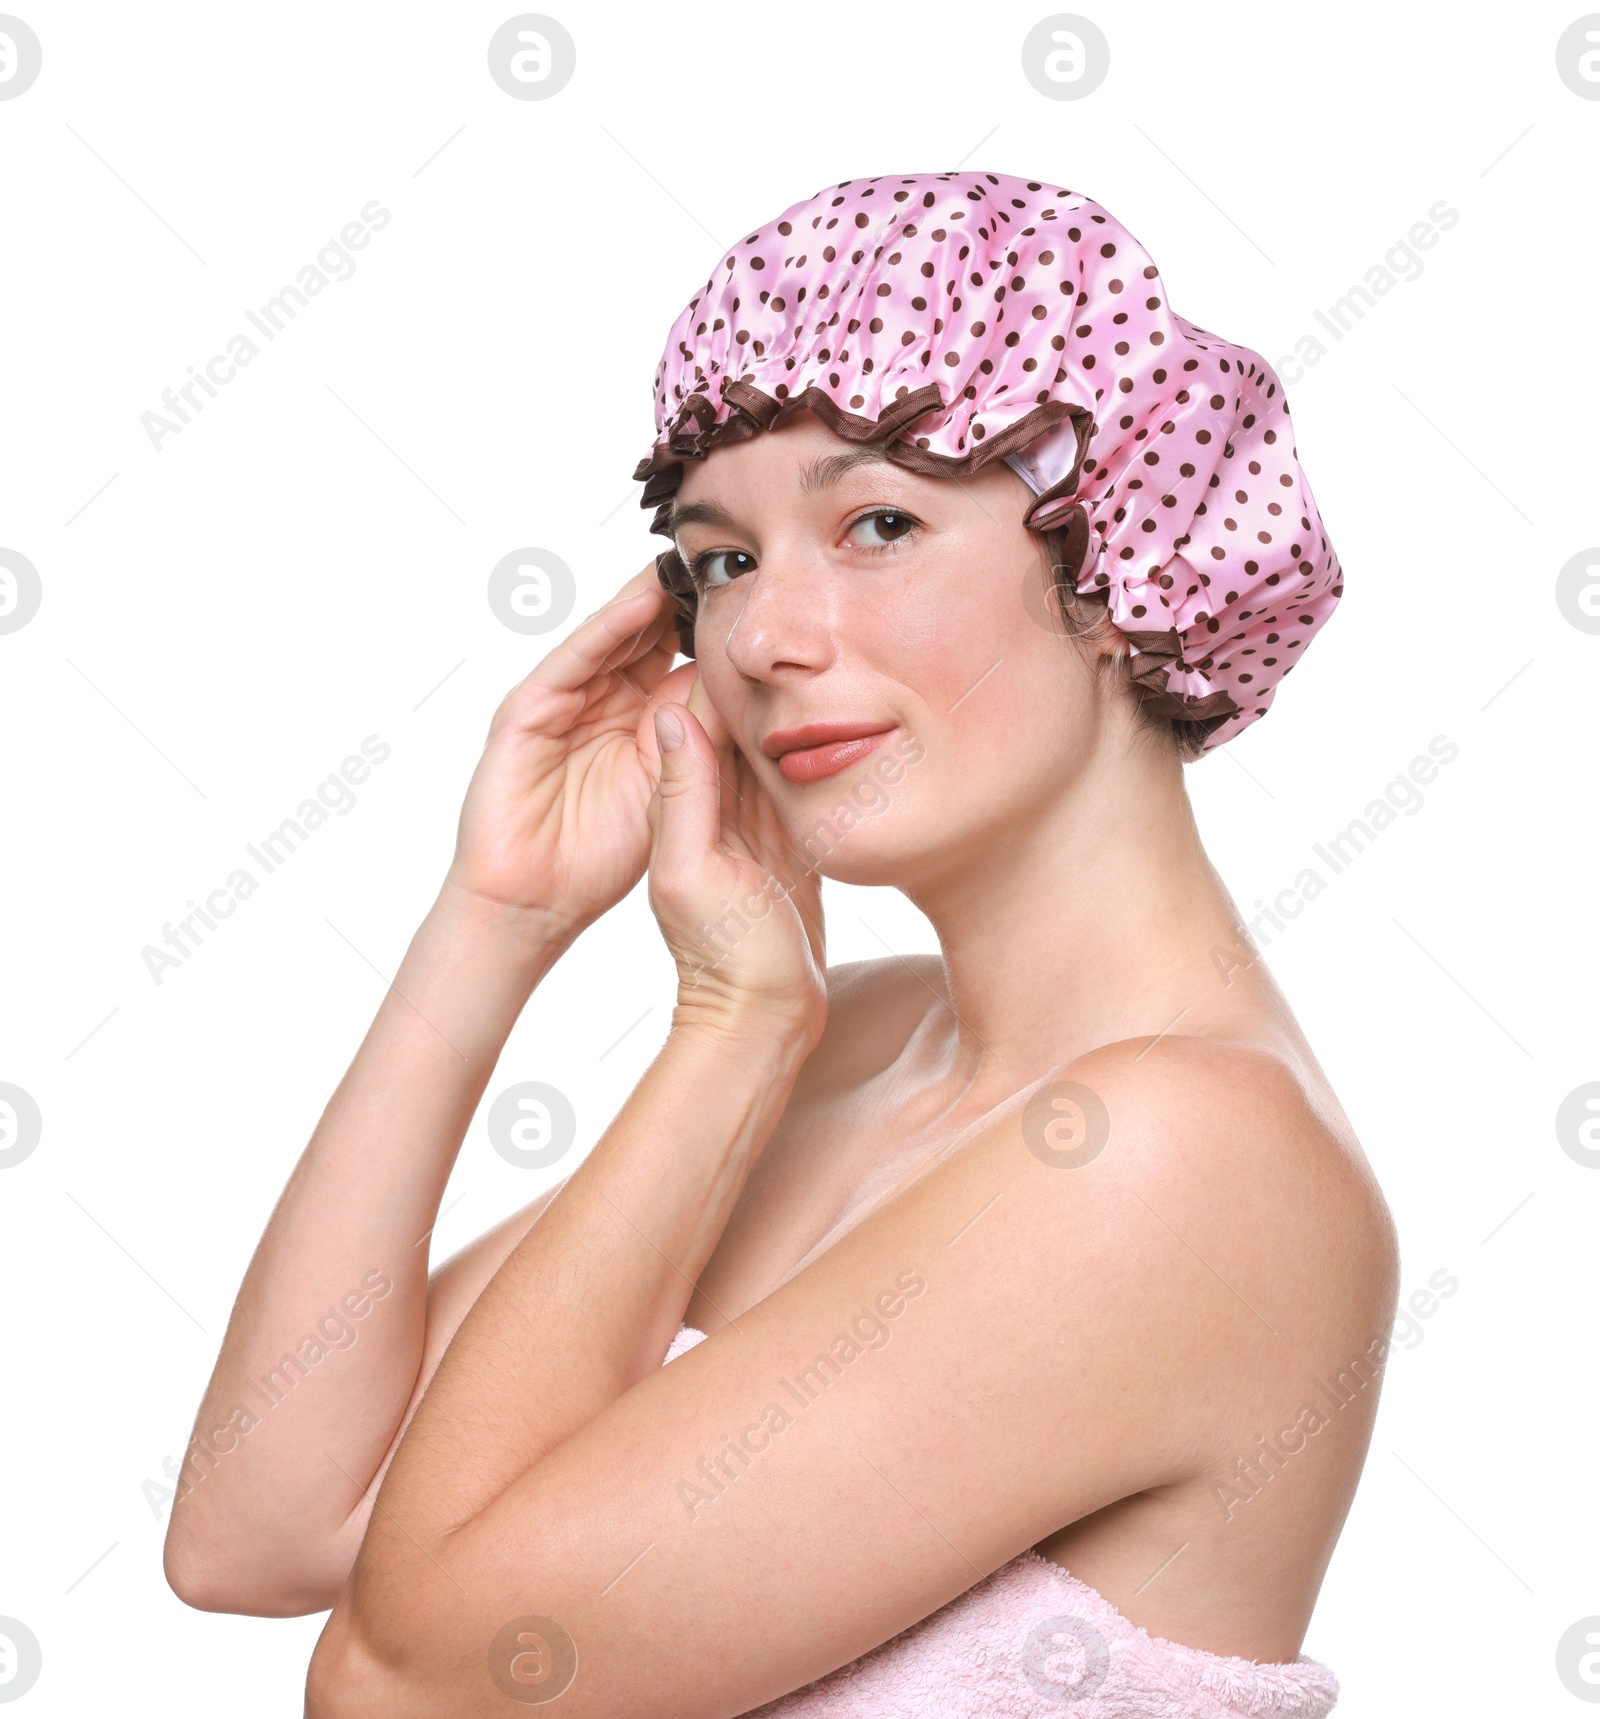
left=165, top=885, right=572, bottom=1604
left=365, top=1007, right=812, bottom=1553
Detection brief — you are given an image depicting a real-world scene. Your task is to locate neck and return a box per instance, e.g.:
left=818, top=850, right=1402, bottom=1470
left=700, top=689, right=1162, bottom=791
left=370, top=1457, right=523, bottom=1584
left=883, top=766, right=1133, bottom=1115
left=901, top=730, right=1254, bottom=1103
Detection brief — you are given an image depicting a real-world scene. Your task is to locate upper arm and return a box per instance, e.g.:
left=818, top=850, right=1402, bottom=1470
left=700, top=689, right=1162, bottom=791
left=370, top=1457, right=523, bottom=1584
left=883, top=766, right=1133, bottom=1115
left=324, top=1040, right=1310, bottom=1716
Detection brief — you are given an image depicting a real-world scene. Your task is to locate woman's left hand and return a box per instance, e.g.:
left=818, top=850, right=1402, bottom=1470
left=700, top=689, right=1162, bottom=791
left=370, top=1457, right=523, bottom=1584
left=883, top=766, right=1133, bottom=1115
left=642, top=669, right=827, bottom=1046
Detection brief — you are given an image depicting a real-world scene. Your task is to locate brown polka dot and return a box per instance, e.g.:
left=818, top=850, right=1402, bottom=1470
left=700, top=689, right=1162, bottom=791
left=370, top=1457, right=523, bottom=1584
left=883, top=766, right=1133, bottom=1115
left=638, top=171, right=1340, bottom=751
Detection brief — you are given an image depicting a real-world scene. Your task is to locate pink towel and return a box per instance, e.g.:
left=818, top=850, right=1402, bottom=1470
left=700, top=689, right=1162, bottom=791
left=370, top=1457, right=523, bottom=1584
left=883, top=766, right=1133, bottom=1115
left=662, top=1326, right=1339, bottom=1718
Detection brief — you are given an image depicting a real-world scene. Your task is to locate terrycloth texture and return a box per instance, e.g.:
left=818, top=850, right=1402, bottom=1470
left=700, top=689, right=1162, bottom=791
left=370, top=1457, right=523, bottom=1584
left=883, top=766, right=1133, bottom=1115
left=634, top=170, right=1343, bottom=753
left=662, top=1325, right=1339, bottom=1717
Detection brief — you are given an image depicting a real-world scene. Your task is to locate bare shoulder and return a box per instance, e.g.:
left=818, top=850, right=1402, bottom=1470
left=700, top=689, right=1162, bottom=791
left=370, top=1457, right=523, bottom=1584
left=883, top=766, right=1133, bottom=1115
left=777, top=1024, right=1405, bottom=1511
left=1065, top=1032, right=1396, bottom=1234
left=1047, top=1032, right=1400, bottom=1353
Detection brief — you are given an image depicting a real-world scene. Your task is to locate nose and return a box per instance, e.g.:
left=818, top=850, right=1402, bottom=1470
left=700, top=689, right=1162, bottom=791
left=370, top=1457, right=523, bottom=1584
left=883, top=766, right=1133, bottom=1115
left=715, top=542, right=837, bottom=679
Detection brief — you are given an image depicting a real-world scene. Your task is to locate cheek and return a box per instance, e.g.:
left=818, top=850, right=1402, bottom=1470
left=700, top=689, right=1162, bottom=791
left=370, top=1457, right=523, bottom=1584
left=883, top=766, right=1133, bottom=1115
left=935, top=635, right=1091, bottom=796
left=870, top=565, right=1018, bottom=706
left=688, top=647, right=749, bottom=738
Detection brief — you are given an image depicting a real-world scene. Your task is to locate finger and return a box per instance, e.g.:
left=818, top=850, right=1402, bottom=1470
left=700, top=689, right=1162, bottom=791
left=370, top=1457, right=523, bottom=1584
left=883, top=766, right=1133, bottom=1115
left=628, top=630, right=685, bottom=706
left=583, top=600, right=678, bottom=694
left=614, top=559, right=669, bottom=603
left=648, top=701, right=723, bottom=885
left=578, top=562, right=669, bottom=622
left=489, top=602, right=675, bottom=749
left=716, top=738, right=766, bottom=861
left=726, top=738, right=793, bottom=860
left=635, top=662, right=703, bottom=774
left=583, top=561, right=682, bottom=673
left=681, top=674, right=748, bottom=837
left=529, top=580, right=670, bottom=697
left=684, top=669, right=733, bottom=752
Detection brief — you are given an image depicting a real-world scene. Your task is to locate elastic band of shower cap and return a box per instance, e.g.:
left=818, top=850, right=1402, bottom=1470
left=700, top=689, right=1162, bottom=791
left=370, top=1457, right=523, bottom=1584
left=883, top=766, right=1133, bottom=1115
left=632, top=170, right=1343, bottom=752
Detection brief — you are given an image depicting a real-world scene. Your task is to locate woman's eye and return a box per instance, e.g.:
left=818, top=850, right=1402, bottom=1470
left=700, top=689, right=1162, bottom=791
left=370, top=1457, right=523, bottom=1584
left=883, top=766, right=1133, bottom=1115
left=691, top=549, right=757, bottom=589
left=688, top=510, right=919, bottom=588
left=849, top=509, right=918, bottom=549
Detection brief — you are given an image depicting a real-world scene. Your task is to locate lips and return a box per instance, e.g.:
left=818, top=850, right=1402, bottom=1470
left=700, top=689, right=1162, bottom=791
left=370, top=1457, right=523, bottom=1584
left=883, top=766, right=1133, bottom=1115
left=761, top=721, right=897, bottom=785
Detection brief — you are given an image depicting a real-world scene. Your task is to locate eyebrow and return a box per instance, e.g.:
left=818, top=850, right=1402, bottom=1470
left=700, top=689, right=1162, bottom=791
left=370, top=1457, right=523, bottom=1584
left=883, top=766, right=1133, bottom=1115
left=666, top=444, right=896, bottom=537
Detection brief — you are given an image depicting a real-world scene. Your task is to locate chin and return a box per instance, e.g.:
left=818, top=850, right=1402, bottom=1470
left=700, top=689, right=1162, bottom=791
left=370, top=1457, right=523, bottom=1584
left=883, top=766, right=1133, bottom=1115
left=777, top=786, right=945, bottom=890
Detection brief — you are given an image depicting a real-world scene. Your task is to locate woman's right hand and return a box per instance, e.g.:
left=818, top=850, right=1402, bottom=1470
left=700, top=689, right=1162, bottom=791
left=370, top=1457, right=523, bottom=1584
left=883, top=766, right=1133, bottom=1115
left=440, top=563, right=691, bottom=944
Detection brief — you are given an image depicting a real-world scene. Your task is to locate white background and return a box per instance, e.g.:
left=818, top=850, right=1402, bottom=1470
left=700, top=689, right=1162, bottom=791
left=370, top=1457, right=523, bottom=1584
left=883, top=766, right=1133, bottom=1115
left=1, top=1, right=1594, bottom=1712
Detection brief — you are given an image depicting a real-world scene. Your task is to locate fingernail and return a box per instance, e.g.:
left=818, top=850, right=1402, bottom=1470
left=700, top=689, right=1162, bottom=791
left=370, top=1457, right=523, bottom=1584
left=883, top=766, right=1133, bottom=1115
left=654, top=707, right=684, bottom=752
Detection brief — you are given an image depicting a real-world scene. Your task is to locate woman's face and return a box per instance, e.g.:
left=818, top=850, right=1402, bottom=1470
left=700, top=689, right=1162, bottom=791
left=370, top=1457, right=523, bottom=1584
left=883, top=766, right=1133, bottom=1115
left=668, top=409, right=1114, bottom=890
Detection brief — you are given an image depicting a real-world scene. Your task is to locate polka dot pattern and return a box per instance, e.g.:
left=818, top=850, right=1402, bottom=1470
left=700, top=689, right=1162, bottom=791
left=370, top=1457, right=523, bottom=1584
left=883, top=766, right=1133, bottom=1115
left=632, top=171, right=1343, bottom=751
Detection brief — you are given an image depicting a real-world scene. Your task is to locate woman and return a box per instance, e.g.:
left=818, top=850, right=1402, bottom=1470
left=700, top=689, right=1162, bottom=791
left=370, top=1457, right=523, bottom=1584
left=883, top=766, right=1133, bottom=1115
left=165, top=171, right=1398, bottom=1716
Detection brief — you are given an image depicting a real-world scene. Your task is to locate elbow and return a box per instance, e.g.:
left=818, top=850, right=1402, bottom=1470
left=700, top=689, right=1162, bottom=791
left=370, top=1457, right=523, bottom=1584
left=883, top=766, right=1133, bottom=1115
left=162, top=1527, right=341, bottom=1618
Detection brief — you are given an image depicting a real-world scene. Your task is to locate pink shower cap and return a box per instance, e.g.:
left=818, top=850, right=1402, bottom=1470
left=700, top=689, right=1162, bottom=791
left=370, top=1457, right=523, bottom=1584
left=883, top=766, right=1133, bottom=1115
left=633, top=170, right=1343, bottom=751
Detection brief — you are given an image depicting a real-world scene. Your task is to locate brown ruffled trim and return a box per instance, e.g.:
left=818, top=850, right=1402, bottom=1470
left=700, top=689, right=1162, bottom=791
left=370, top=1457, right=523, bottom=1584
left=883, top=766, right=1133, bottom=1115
left=655, top=545, right=698, bottom=659
left=1047, top=504, right=1095, bottom=589
left=639, top=378, right=1236, bottom=729
left=634, top=376, right=1090, bottom=540
left=1017, top=419, right=1096, bottom=532
left=1119, top=626, right=1240, bottom=724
